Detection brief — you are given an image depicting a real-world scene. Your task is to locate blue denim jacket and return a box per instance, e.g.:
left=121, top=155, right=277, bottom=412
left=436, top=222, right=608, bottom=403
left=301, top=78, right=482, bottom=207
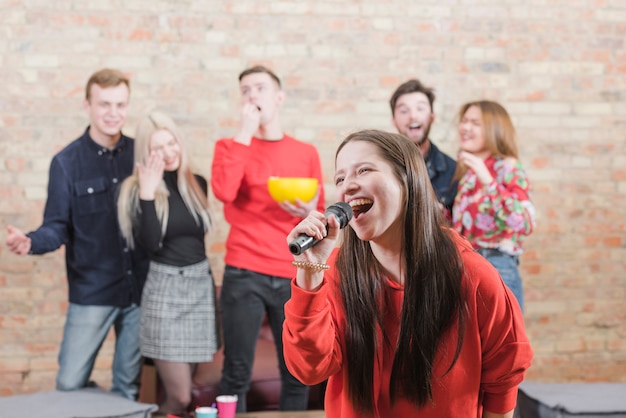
left=425, top=141, right=458, bottom=211
left=27, top=128, right=148, bottom=307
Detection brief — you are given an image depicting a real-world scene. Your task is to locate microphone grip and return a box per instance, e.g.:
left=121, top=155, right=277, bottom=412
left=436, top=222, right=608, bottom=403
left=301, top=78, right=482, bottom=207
left=289, top=234, right=319, bottom=255
left=288, top=202, right=352, bottom=255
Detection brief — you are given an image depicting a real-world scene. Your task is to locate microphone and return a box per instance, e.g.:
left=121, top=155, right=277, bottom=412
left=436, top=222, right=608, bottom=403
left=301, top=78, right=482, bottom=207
left=289, top=202, right=353, bottom=255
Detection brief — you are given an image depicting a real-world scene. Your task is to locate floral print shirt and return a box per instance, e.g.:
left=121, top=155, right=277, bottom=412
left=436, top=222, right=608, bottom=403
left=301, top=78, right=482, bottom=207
left=452, top=155, right=535, bottom=256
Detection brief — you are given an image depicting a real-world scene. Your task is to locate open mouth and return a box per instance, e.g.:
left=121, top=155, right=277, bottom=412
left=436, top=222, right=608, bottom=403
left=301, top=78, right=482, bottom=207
left=409, top=122, right=422, bottom=131
left=349, top=198, right=373, bottom=219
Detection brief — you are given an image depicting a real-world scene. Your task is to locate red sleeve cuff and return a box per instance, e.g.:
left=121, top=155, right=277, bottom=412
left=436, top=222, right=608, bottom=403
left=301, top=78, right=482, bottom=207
left=482, top=385, right=520, bottom=414
left=287, top=277, right=330, bottom=317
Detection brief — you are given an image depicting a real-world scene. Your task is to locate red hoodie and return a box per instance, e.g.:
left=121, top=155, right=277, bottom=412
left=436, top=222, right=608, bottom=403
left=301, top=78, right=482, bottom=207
left=283, top=231, right=532, bottom=417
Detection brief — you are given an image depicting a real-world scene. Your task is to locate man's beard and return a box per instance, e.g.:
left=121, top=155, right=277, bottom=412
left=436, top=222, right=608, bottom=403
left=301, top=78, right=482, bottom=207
left=412, top=123, right=431, bottom=147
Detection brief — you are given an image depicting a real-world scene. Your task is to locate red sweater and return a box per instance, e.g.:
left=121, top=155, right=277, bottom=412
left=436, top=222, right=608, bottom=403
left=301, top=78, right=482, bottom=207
left=211, top=135, right=325, bottom=278
left=283, top=232, right=533, bottom=417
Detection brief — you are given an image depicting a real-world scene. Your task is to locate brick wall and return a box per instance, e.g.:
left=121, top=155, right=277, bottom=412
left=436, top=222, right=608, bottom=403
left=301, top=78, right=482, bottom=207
left=1, top=0, right=625, bottom=396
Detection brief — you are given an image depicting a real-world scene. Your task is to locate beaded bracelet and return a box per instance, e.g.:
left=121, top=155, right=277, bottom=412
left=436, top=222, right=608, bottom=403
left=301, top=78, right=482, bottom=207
left=292, top=260, right=330, bottom=272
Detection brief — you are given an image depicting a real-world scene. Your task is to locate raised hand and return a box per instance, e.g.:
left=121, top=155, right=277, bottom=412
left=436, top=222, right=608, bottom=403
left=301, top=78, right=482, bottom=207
left=233, top=103, right=262, bottom=146
left=458, top=151, right=493, bottom=185
left=286, top=210, right=342, bottom=290
left=137, top=151, right=165, bottom=200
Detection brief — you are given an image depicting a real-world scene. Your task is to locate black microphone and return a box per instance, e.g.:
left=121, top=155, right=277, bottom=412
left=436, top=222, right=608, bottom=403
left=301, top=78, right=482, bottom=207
left=289, top=202, right=353, bottom=255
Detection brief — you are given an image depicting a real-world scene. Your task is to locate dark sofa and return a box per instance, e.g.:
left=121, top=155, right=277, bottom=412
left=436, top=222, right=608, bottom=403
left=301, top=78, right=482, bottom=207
left=191, top=315, right=326, bottom=411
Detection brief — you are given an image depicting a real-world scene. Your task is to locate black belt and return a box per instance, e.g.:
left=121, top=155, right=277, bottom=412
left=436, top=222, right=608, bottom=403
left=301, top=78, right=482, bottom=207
left=477, top=248, right=516, bottom=259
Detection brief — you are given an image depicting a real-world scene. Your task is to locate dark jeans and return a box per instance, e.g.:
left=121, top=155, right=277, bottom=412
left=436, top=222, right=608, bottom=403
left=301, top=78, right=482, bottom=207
left=218, top=265, right=309, bottom=412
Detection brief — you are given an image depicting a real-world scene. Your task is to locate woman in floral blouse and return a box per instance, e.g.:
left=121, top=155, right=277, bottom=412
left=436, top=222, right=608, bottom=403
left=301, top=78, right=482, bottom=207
left=452, top=100, right=535, bottom=312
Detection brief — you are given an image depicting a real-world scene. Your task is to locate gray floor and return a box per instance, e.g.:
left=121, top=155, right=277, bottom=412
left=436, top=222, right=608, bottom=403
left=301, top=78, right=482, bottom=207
left=0, top=387, right=158, bottom=418
left=517, top=381, right=626, bottom=418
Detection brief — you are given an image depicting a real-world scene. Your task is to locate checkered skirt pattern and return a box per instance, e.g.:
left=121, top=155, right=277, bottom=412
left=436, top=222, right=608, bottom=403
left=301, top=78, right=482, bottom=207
left=140, top=259, right=218, bottom=362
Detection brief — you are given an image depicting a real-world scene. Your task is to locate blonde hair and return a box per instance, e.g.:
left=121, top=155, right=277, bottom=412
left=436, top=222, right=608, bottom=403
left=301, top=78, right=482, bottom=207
left=117, top=111, right=211, bottom=248
left=453, top=100, right=519, bottom=181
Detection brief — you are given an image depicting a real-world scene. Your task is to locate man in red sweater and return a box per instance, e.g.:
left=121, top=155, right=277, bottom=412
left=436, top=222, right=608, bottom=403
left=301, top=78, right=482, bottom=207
left=211, top=65, right=325, bottom=412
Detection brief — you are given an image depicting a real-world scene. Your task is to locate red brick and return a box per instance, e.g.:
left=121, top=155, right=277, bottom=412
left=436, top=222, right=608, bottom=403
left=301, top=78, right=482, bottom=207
left=0, top=358, right=29, bottom=373
left=220, top=45, right=240, bottom=57
left=1, top=0, right=625, bottom=397
left=30, top=357, right=58, bottom=371
left=4, top=158, right=28, bottom=171
left=611, top=170, right=626, bottom=181
left=128, top=29, right=152, bottom=41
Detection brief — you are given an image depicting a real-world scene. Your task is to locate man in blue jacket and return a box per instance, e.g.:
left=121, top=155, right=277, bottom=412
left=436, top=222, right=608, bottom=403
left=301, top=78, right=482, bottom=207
left=390, top=79, right=458, bottom=217
left=6, top=68, right=148, bottom=400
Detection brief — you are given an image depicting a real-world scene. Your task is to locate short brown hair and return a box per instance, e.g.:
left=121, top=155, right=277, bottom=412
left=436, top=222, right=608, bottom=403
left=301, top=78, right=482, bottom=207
left=238, top=65, right=281, bottom=88
left=389, top=79, right=435, bottom=116
left=85, top=68, right=130, bottom=101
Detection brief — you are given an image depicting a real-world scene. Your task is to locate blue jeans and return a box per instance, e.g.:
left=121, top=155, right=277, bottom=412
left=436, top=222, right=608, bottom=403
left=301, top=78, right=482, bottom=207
left=479, top=250, right=524, bottom=313
left=219, top=266, right=309, bottom=412
left=56, top=303, right=141, bottom=400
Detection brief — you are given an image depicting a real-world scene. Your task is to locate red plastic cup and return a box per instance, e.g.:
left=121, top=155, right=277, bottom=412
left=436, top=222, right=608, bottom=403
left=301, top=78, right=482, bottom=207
left=215, top=395, right=238, bottom=418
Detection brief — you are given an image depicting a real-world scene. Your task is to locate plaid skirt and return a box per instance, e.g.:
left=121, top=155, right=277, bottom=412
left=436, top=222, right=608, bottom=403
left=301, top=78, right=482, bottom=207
left=140, top=259, right=219, bottom=362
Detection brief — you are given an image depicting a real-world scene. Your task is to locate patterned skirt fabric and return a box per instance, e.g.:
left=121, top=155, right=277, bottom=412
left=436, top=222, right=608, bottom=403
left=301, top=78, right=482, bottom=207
left=141, top=259, right=218, bottom=363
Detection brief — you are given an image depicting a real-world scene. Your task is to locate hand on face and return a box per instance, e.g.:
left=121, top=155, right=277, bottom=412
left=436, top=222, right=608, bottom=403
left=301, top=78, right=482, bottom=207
left=6, top=225, right=31, bottom=255
left=149, top=129, right=180, bottom=172
left=458, top=151, right=493, bottom=185
left=137, top=151, right=165, bottom=200
left=234, top=102, right=262, bottom=145
left=235, top=72, right=284, bottom=144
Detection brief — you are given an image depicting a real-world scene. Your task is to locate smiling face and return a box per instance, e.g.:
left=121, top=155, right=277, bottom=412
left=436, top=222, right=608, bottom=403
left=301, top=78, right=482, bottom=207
left=150, top=129, right=181, bottom=171
left=85, top=83, right=129, bottom=146
left=458, top=104, right=489, bottom=158
left=334, top=140, right=404, bottom=246
left=391, top=92, right=435, bottom=147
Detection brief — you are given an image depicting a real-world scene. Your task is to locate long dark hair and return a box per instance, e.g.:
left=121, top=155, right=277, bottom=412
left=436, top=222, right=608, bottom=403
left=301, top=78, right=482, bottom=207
left=335, top=130, right=466, bottom=414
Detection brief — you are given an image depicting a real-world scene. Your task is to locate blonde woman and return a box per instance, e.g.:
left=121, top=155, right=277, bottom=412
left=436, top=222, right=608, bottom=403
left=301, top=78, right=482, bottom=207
left=118, top=111, right=218, bottom=415
left=452, top=100, right=535, bottom=312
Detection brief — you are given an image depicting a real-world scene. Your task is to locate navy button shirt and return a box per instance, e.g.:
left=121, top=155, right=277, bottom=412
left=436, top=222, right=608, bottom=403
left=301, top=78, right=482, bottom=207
left=425, top=141, right=458, bottom=212
left=27, top=127, right=148, bottom=307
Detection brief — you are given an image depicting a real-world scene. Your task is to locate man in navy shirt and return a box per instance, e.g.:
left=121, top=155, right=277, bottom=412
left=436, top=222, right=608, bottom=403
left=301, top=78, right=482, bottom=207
left=390, top=79, right=458, bottom=217
left=6, top=68, right=148, bottom=400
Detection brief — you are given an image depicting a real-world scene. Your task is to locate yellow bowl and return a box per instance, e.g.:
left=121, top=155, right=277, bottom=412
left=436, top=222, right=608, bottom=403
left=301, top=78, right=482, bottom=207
left=267, top=177, right=318, bottom=204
